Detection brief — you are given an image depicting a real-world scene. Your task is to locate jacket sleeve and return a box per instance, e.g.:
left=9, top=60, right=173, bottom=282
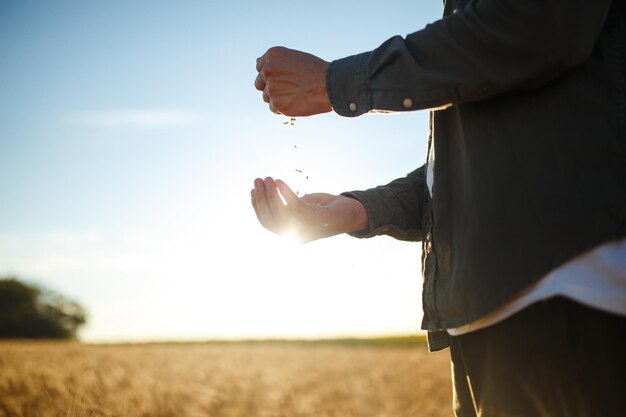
left=327, top=0, right=613, bottom=116
left=341, top=165, right=426, bottom=241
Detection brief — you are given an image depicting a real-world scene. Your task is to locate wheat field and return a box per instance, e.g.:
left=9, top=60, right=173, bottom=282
left=0, top=340, right=452, bottom=417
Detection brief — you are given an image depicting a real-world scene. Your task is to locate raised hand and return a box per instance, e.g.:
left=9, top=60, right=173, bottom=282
left=251, top=177, right=368, bottom=242
left=254, top=47, right=332, bottom=116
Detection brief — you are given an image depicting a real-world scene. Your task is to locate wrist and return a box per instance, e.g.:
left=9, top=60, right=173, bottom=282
left=338, top=195, right=368, bottom=233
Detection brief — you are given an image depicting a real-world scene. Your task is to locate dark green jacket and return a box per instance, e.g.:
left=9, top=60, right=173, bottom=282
left=329, top=0, right=626, bottom=350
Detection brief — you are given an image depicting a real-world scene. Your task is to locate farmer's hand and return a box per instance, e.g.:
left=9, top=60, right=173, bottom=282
left=251, top=177, right=367, bottom=242
left=255, top=47, right=332, bottom=116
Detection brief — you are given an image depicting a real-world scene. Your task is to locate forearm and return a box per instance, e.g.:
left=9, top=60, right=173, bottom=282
left=341, top=165, right=426, bottom=241
left=328, top=0, right=612, bottom=116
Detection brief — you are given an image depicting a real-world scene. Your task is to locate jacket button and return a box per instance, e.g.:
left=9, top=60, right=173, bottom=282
left=349, top=102, right=357, bottom=112
left=403, top=98, right=413, bottom=109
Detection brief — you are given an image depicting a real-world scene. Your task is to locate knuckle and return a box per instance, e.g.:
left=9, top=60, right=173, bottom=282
left=266, top=47, right=280, bottom=58
left=266, top=46, right=287, bottom=61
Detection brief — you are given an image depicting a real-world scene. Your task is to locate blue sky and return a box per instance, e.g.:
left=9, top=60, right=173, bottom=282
left=0, top=1, right=442, bottom=342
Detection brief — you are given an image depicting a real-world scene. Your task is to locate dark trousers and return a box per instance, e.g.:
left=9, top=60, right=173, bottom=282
left=449, top=297, right=626, bottom=417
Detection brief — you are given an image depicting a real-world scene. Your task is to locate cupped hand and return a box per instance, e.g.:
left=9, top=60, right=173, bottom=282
left=251, top=177, right=368, bottom=242
left=255, top=47, right=332, bottom=116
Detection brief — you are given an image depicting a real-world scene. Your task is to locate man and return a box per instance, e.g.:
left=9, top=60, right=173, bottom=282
left=252, top=0, right=626, bottom=415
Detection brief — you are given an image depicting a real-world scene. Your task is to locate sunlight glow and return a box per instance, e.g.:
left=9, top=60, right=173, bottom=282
left=280, top=233, right=304, bottom=247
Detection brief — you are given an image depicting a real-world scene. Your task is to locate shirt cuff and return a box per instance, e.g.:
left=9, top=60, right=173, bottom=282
left=327, top=52, right=372, bottom=117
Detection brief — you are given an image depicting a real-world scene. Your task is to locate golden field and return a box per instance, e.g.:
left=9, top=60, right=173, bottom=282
left=0, top=340, right=452, bottom=417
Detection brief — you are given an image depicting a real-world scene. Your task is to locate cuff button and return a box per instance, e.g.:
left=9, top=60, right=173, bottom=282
left=403, top=98, right=413, bottom=109
left=349, top=102, right=357, bottom=112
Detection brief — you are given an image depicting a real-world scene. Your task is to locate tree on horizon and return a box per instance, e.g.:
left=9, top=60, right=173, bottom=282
left=0, top=277, right=86, bottom=339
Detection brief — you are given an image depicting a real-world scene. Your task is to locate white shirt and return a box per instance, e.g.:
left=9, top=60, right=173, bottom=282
left=447, top=238, right=626, bottom=335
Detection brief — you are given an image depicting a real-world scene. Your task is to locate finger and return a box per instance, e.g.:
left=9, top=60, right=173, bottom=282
left=250, top=188, right=258, bottom=211
left=264, top=177, right=289, bottom=229
left=254, top=72, right=266, bottom=91
left=256, top=54, right=266, bottom=72
left=262, top=87, right=270, bottom=104
left=269, top=101, right=282, bottom=115
left=253, top=178, right=276, bottom=231
left=251, top=179, right=266, bottom=220
left=251, top=188, right=266, bottom=227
